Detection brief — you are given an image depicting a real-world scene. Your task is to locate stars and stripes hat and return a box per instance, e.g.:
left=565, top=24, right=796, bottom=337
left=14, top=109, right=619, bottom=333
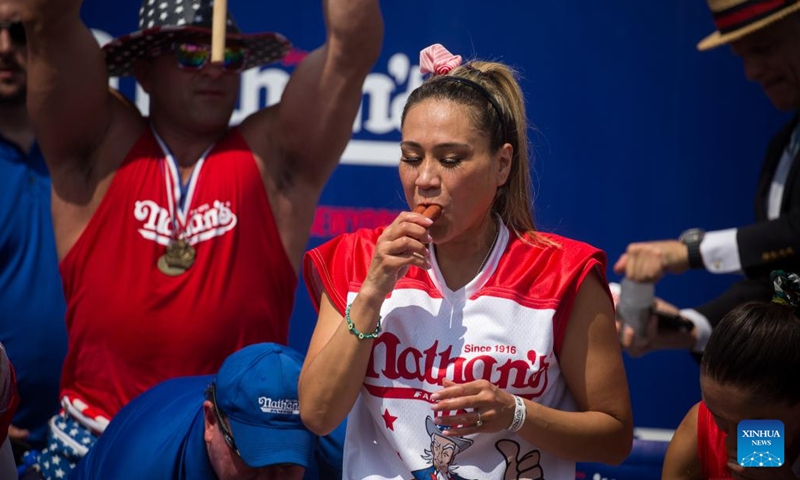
left=103, top=0, right=291, bottom=77
left=697, top=0, right=800, bottom=50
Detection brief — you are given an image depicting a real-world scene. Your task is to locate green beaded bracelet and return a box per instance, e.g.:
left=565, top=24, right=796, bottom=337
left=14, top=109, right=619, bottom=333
left=345, top=303, right=382, bottom=340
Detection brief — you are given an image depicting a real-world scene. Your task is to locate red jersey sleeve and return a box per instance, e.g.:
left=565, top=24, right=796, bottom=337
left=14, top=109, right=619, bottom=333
left=303, top=228, right=384, bottom=315
left=534, top=233, right=610, bottom=358
left=697, top=400, right=733, bottom=480
left=556, top=272, right=609, bottom=356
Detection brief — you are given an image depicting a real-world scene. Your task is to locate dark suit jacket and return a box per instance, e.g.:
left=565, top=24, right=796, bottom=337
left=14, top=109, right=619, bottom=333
left=695, top=117, right=800, bottom=327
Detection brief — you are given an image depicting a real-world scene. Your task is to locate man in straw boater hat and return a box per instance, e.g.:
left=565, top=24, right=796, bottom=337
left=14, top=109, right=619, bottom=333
left=18, top=0, right=382, bottom=476
left=613, top=0, right=800, bottom=357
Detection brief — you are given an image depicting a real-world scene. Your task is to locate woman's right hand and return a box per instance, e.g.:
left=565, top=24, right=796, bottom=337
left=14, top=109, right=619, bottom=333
left=361, top=210, right=434, bottom=300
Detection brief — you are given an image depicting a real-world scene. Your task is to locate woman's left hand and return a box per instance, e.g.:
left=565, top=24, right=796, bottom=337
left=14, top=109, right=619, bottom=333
left=430, top=378, right=518, bottom=436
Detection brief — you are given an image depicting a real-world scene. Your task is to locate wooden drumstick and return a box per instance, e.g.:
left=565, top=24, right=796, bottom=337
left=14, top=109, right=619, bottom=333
left=413, top=204, right=442, bottom=221
left=211, top=0, right=228, bottom=63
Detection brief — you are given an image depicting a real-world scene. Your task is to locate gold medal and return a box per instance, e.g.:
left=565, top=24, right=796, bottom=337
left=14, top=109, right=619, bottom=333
left=157, top=239, right=196, bottom=276
left=151, top=128, right=214, bottom=277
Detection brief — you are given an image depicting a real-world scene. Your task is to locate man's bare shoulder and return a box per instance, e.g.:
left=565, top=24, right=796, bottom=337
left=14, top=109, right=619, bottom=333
left=237, top=104, right=280, bottom=157
left=47, top=95, right=146, bottom=188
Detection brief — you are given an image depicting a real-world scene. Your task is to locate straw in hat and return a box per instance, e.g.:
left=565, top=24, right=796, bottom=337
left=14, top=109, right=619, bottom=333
left=698, top=0, right=800, bottom=50
left=103, top=0, right=291, bottom=77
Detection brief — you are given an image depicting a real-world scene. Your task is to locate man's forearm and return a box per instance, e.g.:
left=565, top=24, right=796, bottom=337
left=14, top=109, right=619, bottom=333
left=323, top=0, right=383, bottom=69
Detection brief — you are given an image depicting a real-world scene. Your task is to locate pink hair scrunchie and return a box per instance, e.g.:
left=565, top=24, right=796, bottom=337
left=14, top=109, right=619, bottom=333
left=419, top=43, right=462, bottom=75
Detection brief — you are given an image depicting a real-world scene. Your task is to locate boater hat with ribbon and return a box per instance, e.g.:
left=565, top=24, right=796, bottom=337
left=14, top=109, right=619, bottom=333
left=103, top=0, right=291, bottom=77
left=698, top=0, right=800, bottom=50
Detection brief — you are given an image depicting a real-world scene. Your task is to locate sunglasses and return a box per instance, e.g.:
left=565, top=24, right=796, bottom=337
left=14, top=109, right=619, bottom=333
left=211, top=383, right=242, bottom=458
left=0, top=21, right=25, bottom=46
left=172, top=42, right=247, bottom=72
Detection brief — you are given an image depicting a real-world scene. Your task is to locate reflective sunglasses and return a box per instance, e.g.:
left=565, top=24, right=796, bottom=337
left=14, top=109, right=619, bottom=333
left=211, top=383, right=242, bottom=458
left=0, top=21, right=25, bottom=46
left=173, top=42, right=247, bottom=72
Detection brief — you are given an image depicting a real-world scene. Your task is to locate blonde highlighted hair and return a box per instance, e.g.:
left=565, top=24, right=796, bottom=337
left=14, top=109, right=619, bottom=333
left=401, top=60, right=553, bottom=246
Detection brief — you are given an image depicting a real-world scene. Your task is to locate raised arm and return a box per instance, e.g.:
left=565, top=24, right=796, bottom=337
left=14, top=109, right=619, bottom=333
left=247, top=0, right=383, bottom=185
left=299, top=212, right=433, bottom=435
left=22, top=0, right=113, bottom=166
left=22, top=0, right=144, bottom=259
left=241, top=0, right=383, bottom=272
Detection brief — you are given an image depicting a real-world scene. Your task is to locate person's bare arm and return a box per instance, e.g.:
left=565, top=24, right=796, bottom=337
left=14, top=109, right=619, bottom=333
left=662, top=403, right=702, bottom=480
left=22, top=0, right=143, bottom=258
left=613, top=240, right=689, bottom=283
left=241, top=0, right=383, bottom=272
left=299, top=291, right=379, bottom=435
left=514, top=271, right=634, bottom=463
left=299, top=211, right=433, bottom=435
left=23, top=0, right=114, bottom=168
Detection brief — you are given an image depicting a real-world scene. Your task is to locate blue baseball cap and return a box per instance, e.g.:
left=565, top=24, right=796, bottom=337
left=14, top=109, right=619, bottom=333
left=214, top=343, right=314, bottom=469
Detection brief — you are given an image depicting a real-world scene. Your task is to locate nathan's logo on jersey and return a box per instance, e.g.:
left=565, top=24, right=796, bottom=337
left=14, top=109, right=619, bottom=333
left=366, top=333, right=550, bottom=398
left=258, top=397, right=300, bottom=415
left=134, top=199, right=238, bottom=246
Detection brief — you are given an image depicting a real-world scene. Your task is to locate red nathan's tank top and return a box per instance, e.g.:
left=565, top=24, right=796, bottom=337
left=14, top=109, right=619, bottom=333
left=59, top=127, right=297, bottom=422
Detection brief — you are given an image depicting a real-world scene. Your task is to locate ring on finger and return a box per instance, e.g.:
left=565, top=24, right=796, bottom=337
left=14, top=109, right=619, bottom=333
left=475, top=411, right=483, bottom=428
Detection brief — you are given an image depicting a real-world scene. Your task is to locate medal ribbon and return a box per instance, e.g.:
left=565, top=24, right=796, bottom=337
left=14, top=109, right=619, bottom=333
left=151, top=126, right=215, bottom=243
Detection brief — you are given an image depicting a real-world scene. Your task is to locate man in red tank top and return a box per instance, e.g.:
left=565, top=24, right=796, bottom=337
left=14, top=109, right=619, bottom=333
left=20, top=0, right=383, bottom=477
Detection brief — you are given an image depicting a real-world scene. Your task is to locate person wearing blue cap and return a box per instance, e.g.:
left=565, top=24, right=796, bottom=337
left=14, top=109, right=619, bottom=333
left=69, top=343, right=313, bottom=480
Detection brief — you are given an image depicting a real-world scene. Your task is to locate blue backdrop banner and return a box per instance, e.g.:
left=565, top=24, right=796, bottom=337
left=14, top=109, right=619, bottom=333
left=80, top=0, right=787, bottom=433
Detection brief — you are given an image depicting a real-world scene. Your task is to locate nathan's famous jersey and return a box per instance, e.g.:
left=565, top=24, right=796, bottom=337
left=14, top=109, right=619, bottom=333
left=59, top=127, right=297, bottom=428
left=305, top=222, right=609, bottom=480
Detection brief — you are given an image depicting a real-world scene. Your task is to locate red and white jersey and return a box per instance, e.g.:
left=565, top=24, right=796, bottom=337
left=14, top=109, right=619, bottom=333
left=59, top=127, right=297, bottom=425
left=305, top=221, right=609, bottom=480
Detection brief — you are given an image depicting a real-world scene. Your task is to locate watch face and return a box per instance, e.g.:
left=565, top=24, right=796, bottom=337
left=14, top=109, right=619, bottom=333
left=680, top=228, right=705, bottom=244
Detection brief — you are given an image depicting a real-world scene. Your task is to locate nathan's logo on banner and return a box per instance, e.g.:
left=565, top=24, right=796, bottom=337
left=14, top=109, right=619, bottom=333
left=94, top=29, right=418, bottom=168
left=737, top=420, right=784, bottom=468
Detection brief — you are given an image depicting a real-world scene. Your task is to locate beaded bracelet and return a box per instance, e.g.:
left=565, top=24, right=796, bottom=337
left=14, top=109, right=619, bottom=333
left=507, top=395, right=526, bottom=432
left=345, top=303, right=382, bottom=340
